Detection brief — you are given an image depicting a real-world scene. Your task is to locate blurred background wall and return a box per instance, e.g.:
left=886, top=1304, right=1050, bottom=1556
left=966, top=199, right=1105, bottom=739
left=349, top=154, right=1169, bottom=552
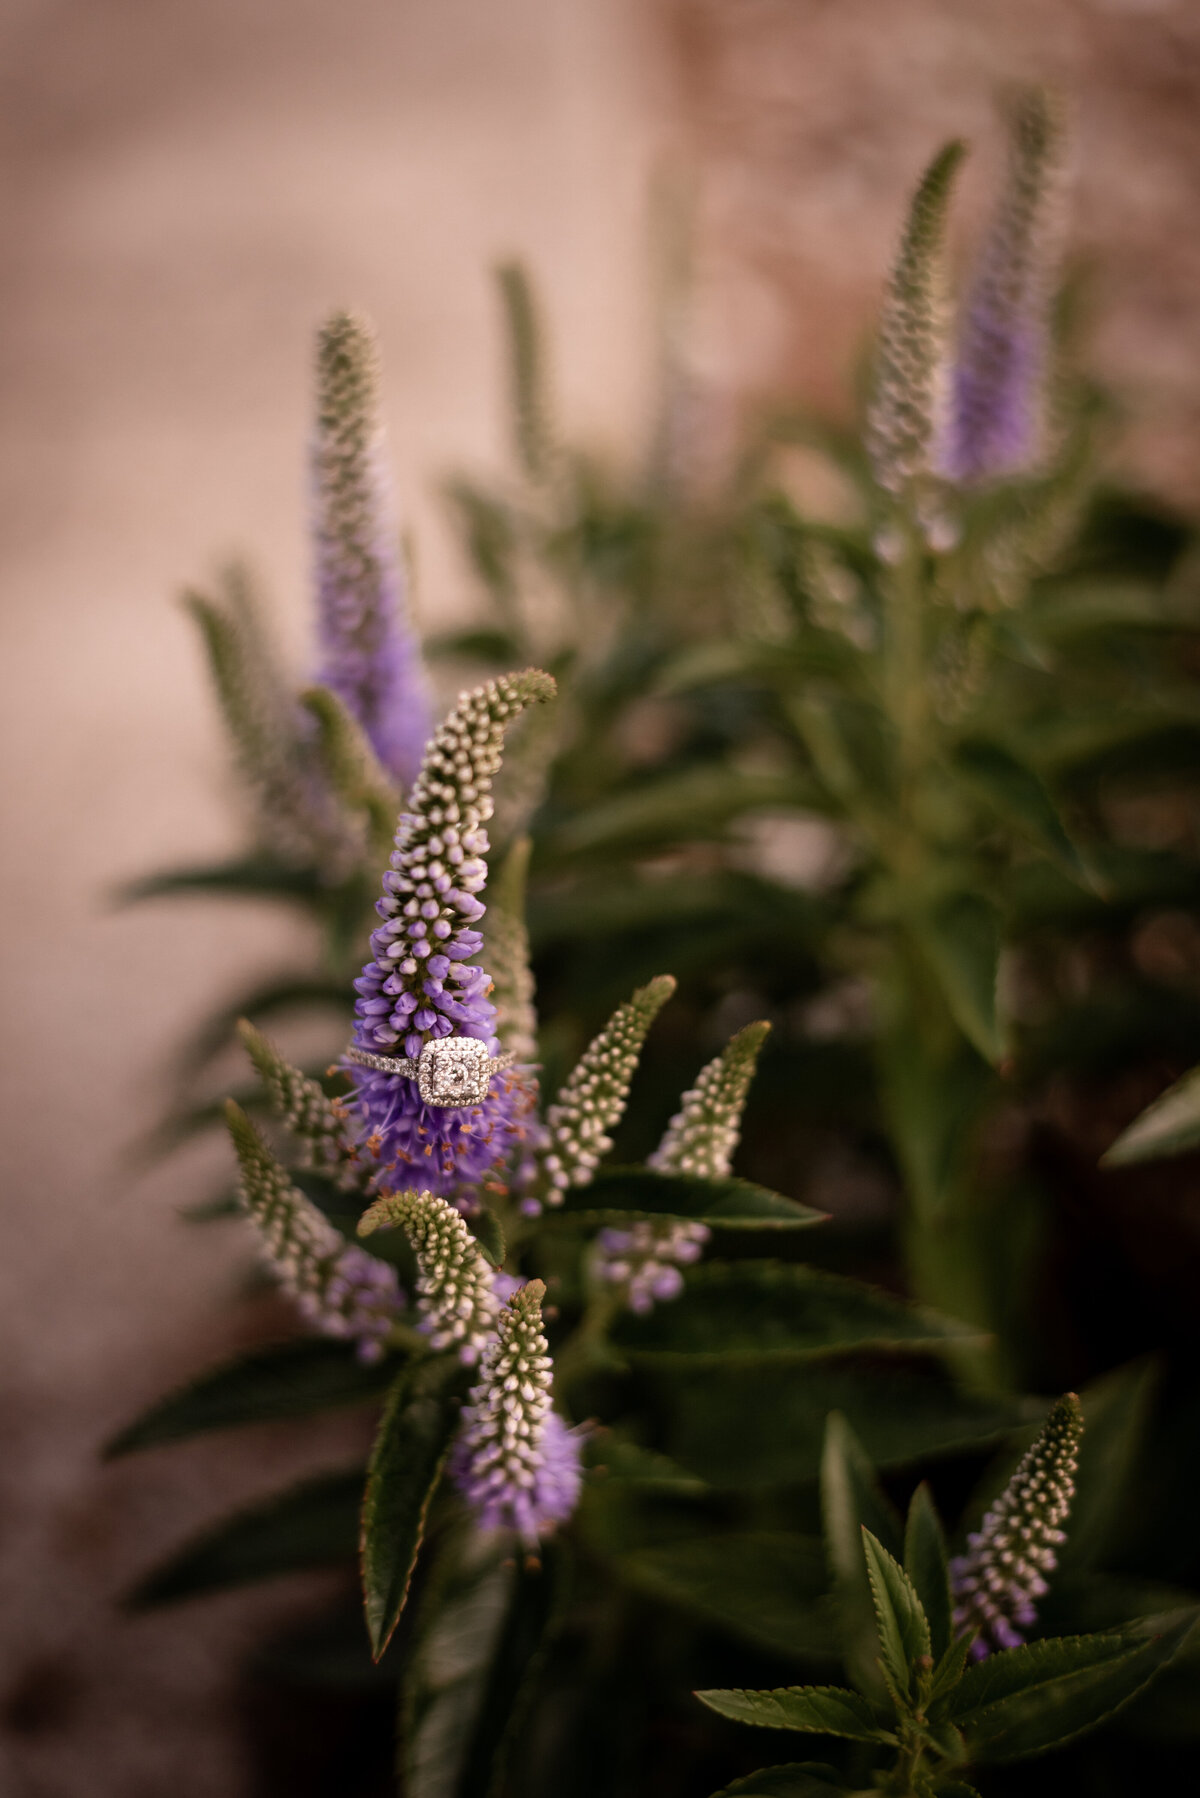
left=0, top=1, right=1197, bottom=1792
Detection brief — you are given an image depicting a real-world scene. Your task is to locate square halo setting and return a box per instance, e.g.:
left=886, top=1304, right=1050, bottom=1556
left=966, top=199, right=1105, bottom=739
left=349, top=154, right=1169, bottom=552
left=417, top=1036, right=492, bottom=1108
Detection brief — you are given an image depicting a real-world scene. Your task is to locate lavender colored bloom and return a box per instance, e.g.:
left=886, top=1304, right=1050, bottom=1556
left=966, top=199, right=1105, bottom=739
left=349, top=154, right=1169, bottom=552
left=448, top=1279, right=583, bottom=1546
left=937, top=89, right=1064, bottom=486
left=346, top=670, right=554, bottom=1197
left=225, top=1101, right=403, bottom=1363
left=593, top=1220, right=710, bottom=1315
left=951, top=1392, right=1082, bottom=1658
left=312, top=311, right=434, bottom=789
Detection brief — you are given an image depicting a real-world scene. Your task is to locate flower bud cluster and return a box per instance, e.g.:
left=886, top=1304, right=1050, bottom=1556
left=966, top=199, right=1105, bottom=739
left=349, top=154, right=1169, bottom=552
left=648, top=1020, right=769, bottom=1181
left=536, top=976, right=676, bottom=1204
left=593, top=1220, right=710, bottom=1314
left=447, top=1280, right=583, bottom=1545
left=312, top=311, right=432, bottom=787
left=359, top=1188, right=498, bottom=1363
left=237, top=1019, right=358, bottom=1186
left=225, top=1103, right=402, bottom=1362
left=951, top=1392, right=1082, bottom=1657
left=347, top=671, right=554, bottom=1193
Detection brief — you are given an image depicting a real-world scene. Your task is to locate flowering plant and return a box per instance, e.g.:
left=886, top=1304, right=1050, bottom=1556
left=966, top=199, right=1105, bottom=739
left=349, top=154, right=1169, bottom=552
left=110, top=87, right=1200, bottom=1798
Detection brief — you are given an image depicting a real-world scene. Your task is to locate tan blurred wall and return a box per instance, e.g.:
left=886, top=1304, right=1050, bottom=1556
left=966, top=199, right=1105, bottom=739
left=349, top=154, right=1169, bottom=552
left=3, top=0, right=1199, bottom=1791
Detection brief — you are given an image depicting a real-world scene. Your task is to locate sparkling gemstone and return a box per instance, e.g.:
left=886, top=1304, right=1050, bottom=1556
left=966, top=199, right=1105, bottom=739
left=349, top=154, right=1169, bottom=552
left=417, top=1037, right=492, bottom=1108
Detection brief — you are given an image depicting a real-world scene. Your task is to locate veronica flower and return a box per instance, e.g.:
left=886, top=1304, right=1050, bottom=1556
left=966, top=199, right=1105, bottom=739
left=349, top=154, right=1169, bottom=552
left=237, top=1018, right=359, bottom=1187
left=649, top=1019, right=770, bottom=1181
left=312, top=311, right=433, bottom=789
left=447, top=1279, right=583, bottom=1545
left=359, top=1187, right=499, bottom=1363
left=346, top=669, right=554, bottom=1198
left=951, top=1392, right=1082, bottom=1658
left=592, top=1220, right=710, bottom=1314
left=938, top=89, right=1065, bottom=486
left=225, top=1101, right=402, bottom=1362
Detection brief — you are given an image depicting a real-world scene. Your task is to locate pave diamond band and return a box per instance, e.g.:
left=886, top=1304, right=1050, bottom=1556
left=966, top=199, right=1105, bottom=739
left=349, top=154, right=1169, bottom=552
left=345, top=1038, right=518, bottom=1109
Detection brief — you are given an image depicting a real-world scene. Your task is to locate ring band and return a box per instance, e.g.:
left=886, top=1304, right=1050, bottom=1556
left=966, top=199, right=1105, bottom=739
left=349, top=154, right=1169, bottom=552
left=345, top=1036, right=518, bottom=1109
left=344, top=1045, right=518, bottom=1078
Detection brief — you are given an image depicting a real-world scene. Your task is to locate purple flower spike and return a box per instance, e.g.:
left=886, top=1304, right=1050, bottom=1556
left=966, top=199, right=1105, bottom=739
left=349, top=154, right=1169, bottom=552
left=346, top=670, right=555, bottom=1197
left=938, top=89, right=1065, bottom=486
left=951, top=1392, right=1082, bottom=1658
left=312, top=311, right=434, bottom=788
left=448, top=1279, right=583, bottom=1546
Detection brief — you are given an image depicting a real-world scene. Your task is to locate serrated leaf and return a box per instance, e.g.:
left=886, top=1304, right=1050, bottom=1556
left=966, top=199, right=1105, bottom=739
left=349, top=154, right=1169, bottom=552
left=620, top=1534, right=833, bottom=1662
left=904, top=1483, right=953, bottom=1660
left=125, top=1467, right=364, bottom=1608
left=951, top=738, right=1085, bottom=879
left=104, top=1338, right=397, bottom=1457
left=708, top=1766, right=846, bottom=1798
left=695, top=1685, right=891, bottom=1744
left=551, top=1167, right=826, bottom=1232
left=949, top=1614, right=1198, bottom=1763
left=911, top=892, right=1007, bottom=1065
left=861, top=1530, right=930, bottom=1707
left=612, top=1263, right=980, bottom=1364
left=360, top=1355, right=470, bottom=1660
left=1102, top=1063, right=1200, bottom=1165
left=821, top=1413, right=903, bottom=1705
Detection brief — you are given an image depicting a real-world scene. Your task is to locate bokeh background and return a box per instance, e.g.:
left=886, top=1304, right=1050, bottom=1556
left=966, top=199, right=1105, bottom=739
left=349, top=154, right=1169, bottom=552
left=2, top=1, right=1198, bottom=1791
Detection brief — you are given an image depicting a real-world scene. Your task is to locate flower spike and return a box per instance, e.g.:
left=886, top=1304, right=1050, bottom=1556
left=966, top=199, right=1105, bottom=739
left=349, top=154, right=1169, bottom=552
left=537, top=975, right=676, bottom=1202
left=482, top=836, right=539, bottom=1063
left=237, top=1019, right=358, bottom=1185
left=346, top=670, right=555, bottom=1195
left=358, top=1188, right=498, bottom=1363
left=867, top=140, right=966, bottom=494
left=312, top=310, right=433, bottom=788
left=447, top=1279, right=583, bottom=1545
left=951, top=1392, right=1083, bottom=1657
left=225, top=1101, right=401, bottom=1362
left=939, top=88, right=1066, bottom=485
left=649, top=1019, right=770, bottom=1180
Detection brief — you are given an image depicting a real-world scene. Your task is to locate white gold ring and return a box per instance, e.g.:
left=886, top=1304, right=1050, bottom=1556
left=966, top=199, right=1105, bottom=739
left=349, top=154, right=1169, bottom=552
left=345, top=1037, right=518, bottom=1109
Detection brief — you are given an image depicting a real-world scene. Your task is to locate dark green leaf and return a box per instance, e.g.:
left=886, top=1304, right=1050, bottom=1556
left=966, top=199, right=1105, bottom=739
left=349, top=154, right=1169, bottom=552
left=695, top=1685, right=891, bottom=1744
left=545, top=767, right=823, bottom=859
left=821, top=1413, right=903, bottom=1705
left=861, top=1529, right=930, bottom=1705
left=104, top=1338, right=398, bottom=1457
left=904, top=1483, right=953, bottom=1660
left=1059, top=1359, right=1158, bottom=1572
left=620, top=1534, right=833, bottom=1662
left=910, top=893, right=1006, bottom=1065
left=612, top=1263, right=980, bottom=1364
left=125, top=1467, right=364, bottom=1608
left=118, top=857, right=325, bottom=907
left=708, top=1766, right=846, bottom=1798
left=950, top=738, right=1084, bottom=879
left=360, top=1356, right=470, bottom=1660
left=1101, top=1063, right=1200, bottom=1165
left=950, top=1614, right=1198, bottom=1763
left=552, top=1167, right=826, bottom=1232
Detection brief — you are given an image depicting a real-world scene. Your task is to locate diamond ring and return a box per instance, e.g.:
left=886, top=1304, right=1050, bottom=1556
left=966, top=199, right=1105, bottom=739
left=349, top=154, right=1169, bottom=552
left=345, top=1037, right=518, bottom=1109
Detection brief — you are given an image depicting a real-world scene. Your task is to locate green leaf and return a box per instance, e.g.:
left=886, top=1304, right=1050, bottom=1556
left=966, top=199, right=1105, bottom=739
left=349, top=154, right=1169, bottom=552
left=821, top=1413, right=903, bottom=1705
left=708, top=1767, right=846, bottom=1798
left=1059, top=1359, right=1158, bottom=1572
left=103, top=1338, right=398, bottom=1456
left=1102, top=1063, right=1200, bottom=1165
left=552, top=1167, right=827, bottom=1232
left=125, top=1467, right=364, bottom=1608
left=620, top=1533, right=834, bottom=1662
left=949, top=1614, right=1198, bottom=1763
left=910, top=892, right=1007, bottom=1065
left=861, top=1529, right=931, bottom=1707
left=695, top=1685, right=891, bottom=1744
left=904, top=1483, right=953, bottom=1661
left=612, top=1263, right=980, bottom=1364
left=545, top=767, right=821, bottom=860
left=951, top=738, right=1085, bottom=879
left=360, top=1355, right=470, bottom=1660
left=118, top=857, right=326, bottom=907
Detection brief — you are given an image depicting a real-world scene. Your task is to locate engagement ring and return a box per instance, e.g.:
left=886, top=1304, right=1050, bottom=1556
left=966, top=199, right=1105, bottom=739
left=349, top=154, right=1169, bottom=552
left=345, top=1037, right=518, bottom=1109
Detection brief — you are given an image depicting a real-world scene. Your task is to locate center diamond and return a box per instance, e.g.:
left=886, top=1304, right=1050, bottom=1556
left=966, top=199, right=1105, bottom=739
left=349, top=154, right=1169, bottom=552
left=417, top=1037, right=492, bottom=1108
